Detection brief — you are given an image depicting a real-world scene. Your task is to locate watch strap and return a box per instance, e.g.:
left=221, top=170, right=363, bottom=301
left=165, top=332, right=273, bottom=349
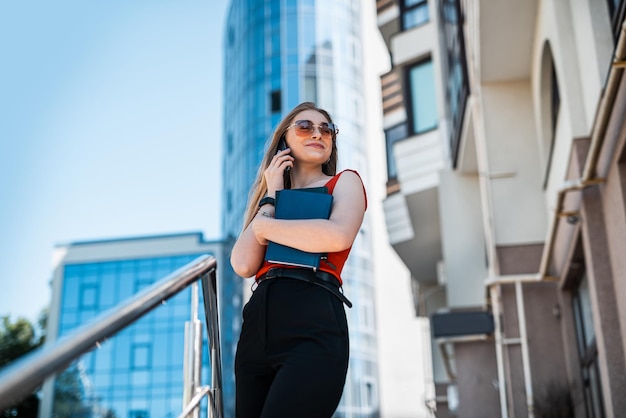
left=259, top=196, right=276, bottom=208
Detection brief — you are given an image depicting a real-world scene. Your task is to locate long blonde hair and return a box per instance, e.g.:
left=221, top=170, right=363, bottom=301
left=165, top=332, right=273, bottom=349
left=241, top=102, right=339, bottom=230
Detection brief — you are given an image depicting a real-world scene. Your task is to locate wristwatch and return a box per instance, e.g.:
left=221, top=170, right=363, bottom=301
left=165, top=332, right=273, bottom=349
left=258, top=196, right=276, bottom=208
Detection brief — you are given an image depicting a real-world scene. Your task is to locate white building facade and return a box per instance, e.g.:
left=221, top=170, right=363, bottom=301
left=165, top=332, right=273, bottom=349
left=378, top=0, right=626, bottom=416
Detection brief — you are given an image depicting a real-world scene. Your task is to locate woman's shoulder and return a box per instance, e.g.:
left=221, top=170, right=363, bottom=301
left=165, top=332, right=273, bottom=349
left=332, top=169, right=363, bottom=186
left=329, top=169, right=367, bottom=208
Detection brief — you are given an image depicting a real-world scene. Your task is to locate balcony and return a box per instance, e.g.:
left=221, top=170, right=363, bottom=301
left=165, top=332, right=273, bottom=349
left=376, top=0, right=400, bottom=49
left=383, top=129, right=445, bottom=284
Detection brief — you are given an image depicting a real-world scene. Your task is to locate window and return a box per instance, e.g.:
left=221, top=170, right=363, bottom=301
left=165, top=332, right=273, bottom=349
left=406, top=59, right=438, bottom=135
left=360, top=378, right=377, bottom=410
left=606, top=0, right=626, bottom=40
left=540, top=43, right=560, bottom=188
left=270, top=90, right=281, bottom=113
left=80, top=284, right=98, bottom=309
left=402, top=0, right=429, bottom=30
left=227, top=133, right=233, bottom=154
left=438, top=0, right=469, bottom=167
left=550, top=65, right=560, bottom=137
left=227, top=25, right=235, bottom=47
left=572, top=273, right=605, bottom=417
left=385, top=123, right=408, bottom=180
left=131, top=343, right=151, bottom=370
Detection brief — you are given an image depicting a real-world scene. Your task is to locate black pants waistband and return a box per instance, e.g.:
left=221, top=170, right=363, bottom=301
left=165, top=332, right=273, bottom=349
left=258, top=267, right=352, bottom=308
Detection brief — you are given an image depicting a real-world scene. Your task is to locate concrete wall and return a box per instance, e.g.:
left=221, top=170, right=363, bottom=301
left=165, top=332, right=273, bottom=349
left=481, top=81, right=547, bottom=246
left=439, top=170, right=487, bottom=308
left=454, top=341, right=500, bottom=417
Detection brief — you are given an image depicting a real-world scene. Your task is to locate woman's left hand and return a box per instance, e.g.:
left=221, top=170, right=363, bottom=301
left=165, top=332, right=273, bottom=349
left=264, top=148, right=293, bottom=195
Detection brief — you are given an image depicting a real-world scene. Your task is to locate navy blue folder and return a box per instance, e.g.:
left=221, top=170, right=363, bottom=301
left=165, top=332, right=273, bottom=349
left=264, top=187, right=333, bottom=270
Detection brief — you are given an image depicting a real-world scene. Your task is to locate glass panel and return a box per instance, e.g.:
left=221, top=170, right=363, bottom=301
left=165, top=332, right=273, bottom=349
left=572, top=296, right=586, bottom=354
left=99, top=274, right=117, bottom=308
left=403, top=3, right=429, bottom=30
left=439, top=0, right=469, bottom=165
left=131, top=343, right=151, bottom=369
left=408, top=60, right=438, bottom=134
left=385, top=123, right=408, bottom=180
left=62, top=276, right=80, bottom=309
left=588, top=364, right=602, bottom=418
left=578, top=274, right=595, bottom=347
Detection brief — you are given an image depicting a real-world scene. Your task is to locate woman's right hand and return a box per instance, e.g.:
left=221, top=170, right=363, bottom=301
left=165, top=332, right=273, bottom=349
left=264, top=148, right=293, bottom=195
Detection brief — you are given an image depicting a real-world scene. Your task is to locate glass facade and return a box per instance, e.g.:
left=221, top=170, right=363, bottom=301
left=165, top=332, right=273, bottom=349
left=222, top=0, right=379, bottom=416
left=52, top=254, right=211, bottom=418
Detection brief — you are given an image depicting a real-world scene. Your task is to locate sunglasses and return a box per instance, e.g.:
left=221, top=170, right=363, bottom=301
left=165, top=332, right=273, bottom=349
left=288, top=120, right=339, bottom=138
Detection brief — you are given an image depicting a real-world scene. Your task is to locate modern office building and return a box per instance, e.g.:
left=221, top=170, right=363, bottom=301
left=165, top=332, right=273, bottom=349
left=39, top=232, right=232, bottom=418
left=377, top=0, right=626, bottom=416
left=222, top=0, right=379, bottom=416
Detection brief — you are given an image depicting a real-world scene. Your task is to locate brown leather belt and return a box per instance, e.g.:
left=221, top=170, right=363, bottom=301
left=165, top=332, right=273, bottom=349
left=257, top=267, right=352, bottom=308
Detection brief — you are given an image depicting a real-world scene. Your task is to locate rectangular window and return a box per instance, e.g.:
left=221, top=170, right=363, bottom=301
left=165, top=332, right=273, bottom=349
left=360, top=378, right=377, bottom=409
left=80, top=283, right=98, bottom=309
left=385, top=123, right=408, bottom=180
left=402, top=0, right=429, bottom=30
left=131, top=343, right=151, bottom=370
left=572, top=273, right=605, bottom=417
left=407, top=59, right=438, bottom=135
left=227, top=133, right=233, bottom=154
left=270, top=90, right=281, bottom=113
left=438, top=0, right=469, bottom=167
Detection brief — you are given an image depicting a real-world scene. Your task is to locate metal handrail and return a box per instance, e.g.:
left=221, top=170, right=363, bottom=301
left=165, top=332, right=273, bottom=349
left=0, top=254, right=222, bottom=417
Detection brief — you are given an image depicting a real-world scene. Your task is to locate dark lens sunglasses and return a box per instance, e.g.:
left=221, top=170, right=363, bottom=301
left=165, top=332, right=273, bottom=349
left=288, top=120, right=339, bottom=138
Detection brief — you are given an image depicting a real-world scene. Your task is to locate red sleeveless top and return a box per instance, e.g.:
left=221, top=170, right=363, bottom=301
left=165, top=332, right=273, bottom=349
left=255, top=169, right=367, bottom=285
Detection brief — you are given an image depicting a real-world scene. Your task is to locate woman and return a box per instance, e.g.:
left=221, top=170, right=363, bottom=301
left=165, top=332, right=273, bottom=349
left=231, top=102, right=367, bottom=418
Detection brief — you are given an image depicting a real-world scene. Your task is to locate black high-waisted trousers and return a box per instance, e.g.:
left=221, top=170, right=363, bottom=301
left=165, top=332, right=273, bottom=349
left=235, top=277, right=349, bottom=418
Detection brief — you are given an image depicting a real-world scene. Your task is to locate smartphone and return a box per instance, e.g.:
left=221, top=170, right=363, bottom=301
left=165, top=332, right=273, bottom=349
left=277, top=137, right=291, bottom=189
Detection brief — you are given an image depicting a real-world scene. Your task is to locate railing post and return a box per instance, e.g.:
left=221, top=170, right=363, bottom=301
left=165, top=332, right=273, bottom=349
left=201, top=271, right=223, bottom=418
left=182, top=282, right=203, bottom=418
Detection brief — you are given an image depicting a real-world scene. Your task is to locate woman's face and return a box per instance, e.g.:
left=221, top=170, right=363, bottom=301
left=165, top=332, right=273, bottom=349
left=284, top=110, right=334, bottom=166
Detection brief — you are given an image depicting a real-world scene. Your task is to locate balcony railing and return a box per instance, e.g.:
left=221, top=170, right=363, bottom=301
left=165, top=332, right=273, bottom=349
left=0, top=254, right=222, bottom=418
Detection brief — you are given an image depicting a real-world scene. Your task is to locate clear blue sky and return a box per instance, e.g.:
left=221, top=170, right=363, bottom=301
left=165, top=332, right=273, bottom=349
left=0, top=0, right=230, bottom=323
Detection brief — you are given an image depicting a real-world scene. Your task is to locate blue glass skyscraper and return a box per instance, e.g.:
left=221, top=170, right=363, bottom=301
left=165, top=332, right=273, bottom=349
left=39, top=233, right=228, bottom=418
left=221, top=1, right=379, bottom=416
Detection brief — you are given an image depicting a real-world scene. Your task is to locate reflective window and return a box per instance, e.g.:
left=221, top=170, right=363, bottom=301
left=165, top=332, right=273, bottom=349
left=402, top=0, right=429, bottom=30
left=407, top=59, right=438, bottom=135
left=80, top=284, right=98, bottom=309
left=438, top=0, right=469, bottom=167
left=131, top=343, right=151, bottom=370
left=385, top=123, right=408, bottom=179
